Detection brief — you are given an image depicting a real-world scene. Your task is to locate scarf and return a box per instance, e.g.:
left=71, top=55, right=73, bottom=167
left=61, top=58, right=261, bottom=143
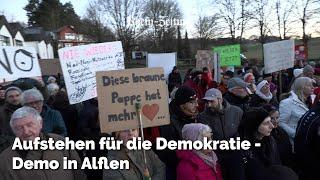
left=256, top=80, right=273, bottom=102
left=194, top=150, right=219, bottom=172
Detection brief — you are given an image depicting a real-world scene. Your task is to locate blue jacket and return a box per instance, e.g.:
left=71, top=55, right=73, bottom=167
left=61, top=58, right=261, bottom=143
left=41, top=104, right=67, bottom=136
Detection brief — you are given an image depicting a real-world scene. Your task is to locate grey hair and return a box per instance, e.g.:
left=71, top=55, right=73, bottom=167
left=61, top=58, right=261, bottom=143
left=291, top=77, right=313, bottom=102
left=21, top=88, right=44, bottom=105
left=10, top=106, right=42, bottom=127
left=47, top=83, right=59, bottom=96
left=47, top=76, right=56, bottom=83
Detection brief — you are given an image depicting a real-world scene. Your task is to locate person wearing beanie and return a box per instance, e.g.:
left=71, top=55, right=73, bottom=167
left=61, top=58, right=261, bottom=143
left=0, top=86, right=22, bottom=136
left=103, top=129, right=165, bottom=180
left=223, top=77, right=250, bottom=112
left=159, top=86, right=198, bottom=179
left=240, top=108, right=281, bottom=180
left=184, top=68, right=206, bottom=112
left=264, top=105, right=292, bottom=167
left=176, top=123, right=223, bottom=180
left=249, top=80, right=278, bottom=108
left=168, top=66, right=182, bottom=94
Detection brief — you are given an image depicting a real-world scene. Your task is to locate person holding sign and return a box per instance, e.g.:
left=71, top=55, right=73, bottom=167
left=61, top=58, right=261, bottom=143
left=103, top=129, right=165, bottom=180
left=177, top=123, right=223, bottom=180
left=159, top=86, right=198, bottom=180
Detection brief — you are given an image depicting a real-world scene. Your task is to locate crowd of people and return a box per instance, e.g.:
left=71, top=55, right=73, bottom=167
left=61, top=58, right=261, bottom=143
left=0, top=61, right=319, bottom=180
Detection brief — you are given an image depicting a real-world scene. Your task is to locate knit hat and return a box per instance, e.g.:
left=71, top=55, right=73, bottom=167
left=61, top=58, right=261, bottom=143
left=241, top=108, right=270, bottom=139
left=293, top=68, right=303, bottom=78
left=175, top=86, right=197, bottom=106
left=4, top=86, right=22, bottom=98
left=182, top=123, right=212, bottom=141
left=227, top=77, right=247, bottom=90
left=223, top=70, right=234, bottom=78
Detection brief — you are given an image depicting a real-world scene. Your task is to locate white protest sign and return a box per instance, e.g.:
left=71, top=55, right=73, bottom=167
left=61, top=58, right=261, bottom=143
left=58, top=41, right=124, bottom=104
left=147, top=53, right=176, bottom=79
left=263, top=40, right=295, bottom=73
left=0, top=46, right=41, bottom=80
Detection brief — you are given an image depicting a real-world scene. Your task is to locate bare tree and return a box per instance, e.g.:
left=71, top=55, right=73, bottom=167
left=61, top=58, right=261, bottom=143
left=275, top=0, right=294, bottom=40
left=194, top=14, right=221, bottom=49
left=215, top=0, right=251, bottom=43
left=292, top=0, right=320, bottom=59
left=97, top=0, right=145, bottom=61
left=81, top=2, right=115, bottom=42
left=142, top=0, right=182, bottom=52
left=250, top=0, right=273, bottom=44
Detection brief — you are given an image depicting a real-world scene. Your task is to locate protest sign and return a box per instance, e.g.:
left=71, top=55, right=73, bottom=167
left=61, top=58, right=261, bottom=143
left=264, top=39, right=295, bottom=73
left=213, top=44, right=241, bottom=66
left=0, top=46, right=41, bottom=80
left=58, top=41, right=124, bottom=104
left=39, top=59, right=62, bottom=75
left=147, top=53, right=176, bottom=79
left=96, top=67, right=170, bottom=133
left=196, top=50, right=214, bottom=70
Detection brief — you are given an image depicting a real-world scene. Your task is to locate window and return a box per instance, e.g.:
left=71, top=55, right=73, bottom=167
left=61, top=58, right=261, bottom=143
left=64, top=43, right=73, bottom=47
left=15, top=40, right=23, bottom=46
left=65, top=33, right=76, bottom=40
left=0, top=35, right=10, bottom=46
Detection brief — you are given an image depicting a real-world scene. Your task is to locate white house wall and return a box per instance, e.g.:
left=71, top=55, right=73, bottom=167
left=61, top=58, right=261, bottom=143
left=0, top=25, right=13, bottom=46
left=14, top=31, right=25, bottom=46
left=38, top=40, right=48, bottom=59
left=47, top=43, right=54, bottom=59
left=24, top=41, right=39, bottom=52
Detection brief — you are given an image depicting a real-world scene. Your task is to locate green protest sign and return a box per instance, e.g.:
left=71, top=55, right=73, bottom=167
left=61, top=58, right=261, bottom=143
left=213, top=44, right=241, bottom=66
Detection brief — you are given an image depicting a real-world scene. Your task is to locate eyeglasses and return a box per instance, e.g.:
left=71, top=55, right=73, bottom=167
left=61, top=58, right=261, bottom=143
left=25, top=100, right=43, bottom=106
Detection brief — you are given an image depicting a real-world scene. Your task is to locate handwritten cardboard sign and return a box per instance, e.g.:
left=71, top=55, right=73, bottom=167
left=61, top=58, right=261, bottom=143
left=58, top=41, right=124, bottom=104
left=264, top=40, right=295, bottom=73
left=213, top=44, right=241, bottom=66
left=0, top=46, right=41, bottom=80
left=196, top=50, right=214, bottom=70
left=96, top=67, right=170, bottom=133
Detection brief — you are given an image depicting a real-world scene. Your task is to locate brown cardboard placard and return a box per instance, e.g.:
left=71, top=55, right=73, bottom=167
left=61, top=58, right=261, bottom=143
left=96, top=67, right=170, bottom=133
left=39, top=59, right=62, bottom=75
left=196, top=50, right=214, bottom=70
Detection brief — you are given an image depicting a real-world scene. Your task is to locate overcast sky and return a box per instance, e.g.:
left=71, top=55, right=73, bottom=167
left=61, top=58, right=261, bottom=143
left=1, top=0, right=319, bottom=38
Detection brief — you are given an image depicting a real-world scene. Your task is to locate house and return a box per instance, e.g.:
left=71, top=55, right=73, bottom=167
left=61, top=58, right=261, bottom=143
left=55, top=25, right=93, bottom=48
left=23, top=26, right=54, bottom=59
left=0, top=15, right=13, bottom=46
left=8, top=22, right=25, bottom=46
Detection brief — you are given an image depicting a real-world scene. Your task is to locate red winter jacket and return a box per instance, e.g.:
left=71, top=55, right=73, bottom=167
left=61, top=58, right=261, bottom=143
left=176, top=150, right=223, bottom=180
